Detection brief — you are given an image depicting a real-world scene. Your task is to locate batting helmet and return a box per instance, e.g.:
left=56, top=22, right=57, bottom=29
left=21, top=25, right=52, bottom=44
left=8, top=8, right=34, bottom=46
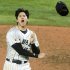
left=55, top=1, right=69, bottom=16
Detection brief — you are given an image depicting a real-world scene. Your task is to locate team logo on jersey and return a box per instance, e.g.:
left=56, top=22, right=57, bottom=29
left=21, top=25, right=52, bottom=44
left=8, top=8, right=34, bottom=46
left=22, top=39, right=28, bottom=45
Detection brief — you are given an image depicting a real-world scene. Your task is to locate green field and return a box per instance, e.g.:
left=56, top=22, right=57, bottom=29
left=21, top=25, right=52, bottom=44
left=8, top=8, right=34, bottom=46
left=0, top=0, right=70, bottom=26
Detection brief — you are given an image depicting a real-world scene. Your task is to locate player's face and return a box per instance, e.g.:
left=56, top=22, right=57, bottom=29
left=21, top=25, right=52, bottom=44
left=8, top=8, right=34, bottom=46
left=17, top=12, right=28, bottom=27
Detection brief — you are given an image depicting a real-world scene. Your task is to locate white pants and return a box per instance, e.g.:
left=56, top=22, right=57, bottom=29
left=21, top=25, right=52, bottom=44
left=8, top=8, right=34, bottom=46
left=3, top=60, right=31, bottom=70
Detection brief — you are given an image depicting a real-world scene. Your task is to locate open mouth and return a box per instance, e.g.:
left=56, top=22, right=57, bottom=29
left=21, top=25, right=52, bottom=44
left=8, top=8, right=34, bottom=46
left=21, top=20, right=24, bottom=22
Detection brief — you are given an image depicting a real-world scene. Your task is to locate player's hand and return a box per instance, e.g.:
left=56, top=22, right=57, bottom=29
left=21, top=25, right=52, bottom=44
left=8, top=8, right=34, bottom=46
left=30, top=33, right=35, bottom=44
left=38, top=53, right=46, bottom=58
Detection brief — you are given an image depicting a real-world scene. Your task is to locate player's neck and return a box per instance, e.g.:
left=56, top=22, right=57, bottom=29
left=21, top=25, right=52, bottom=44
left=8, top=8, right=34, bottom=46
left=17, top=25, right=27, bottom=31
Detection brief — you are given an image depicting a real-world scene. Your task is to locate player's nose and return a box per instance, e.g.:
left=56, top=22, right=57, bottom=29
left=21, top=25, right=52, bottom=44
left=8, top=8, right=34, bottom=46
left=21, top=17, right=24, bottom=20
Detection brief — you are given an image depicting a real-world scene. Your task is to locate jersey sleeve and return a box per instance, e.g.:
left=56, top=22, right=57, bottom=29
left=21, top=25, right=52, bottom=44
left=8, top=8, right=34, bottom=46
left=6, top=31, right=20, bottom=47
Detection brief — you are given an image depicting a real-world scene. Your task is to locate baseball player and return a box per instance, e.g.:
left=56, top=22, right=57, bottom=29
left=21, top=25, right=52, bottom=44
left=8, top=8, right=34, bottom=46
left=3, top=8, right=45, bottom=70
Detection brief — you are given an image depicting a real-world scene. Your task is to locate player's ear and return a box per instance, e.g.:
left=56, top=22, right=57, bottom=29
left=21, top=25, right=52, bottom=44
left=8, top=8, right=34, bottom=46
left=26, top=19, right=28, bottom=24
left=16, top=20, right=18, bottom=25
left=16, top=18, right=19, bottom=22
left=26, top=21, right=28, bottom=25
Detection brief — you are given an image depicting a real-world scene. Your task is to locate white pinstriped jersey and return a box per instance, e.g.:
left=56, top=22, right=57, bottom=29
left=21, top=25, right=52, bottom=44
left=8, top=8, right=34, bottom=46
left=6, top=26, right=39, bottom=61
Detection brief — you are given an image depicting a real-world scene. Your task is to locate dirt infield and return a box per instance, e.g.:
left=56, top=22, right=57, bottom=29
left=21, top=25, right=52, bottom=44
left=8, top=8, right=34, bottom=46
left=0, top=25, right=70, bottom=70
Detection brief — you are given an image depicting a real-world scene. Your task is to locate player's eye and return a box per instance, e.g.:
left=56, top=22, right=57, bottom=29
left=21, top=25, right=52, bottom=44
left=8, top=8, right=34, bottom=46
left=19, top=15, right=22, bottom=17
left=23, top=15, right=26, bottom=17
left=19, top=15, right=26, bottom=18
